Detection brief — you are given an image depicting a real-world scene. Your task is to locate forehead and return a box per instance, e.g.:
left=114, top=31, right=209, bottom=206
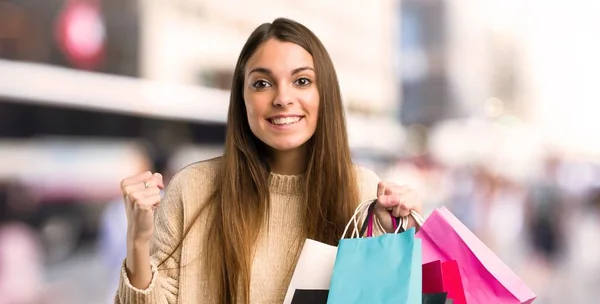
left=246, top=39, right=314, bottom=74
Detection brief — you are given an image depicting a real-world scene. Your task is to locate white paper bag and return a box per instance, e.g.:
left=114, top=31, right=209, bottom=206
left=283, top=239, right=338, bottom=304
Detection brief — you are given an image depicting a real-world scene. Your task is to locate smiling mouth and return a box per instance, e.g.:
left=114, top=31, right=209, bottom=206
left=268, top=116, right=304, bottom=126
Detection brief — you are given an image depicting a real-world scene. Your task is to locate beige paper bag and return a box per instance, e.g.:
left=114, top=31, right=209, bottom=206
left=283, top=239, right=337, bottom=304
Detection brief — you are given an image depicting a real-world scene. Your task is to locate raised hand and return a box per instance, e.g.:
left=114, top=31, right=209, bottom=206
left=120, top=171, right=164, bottom=244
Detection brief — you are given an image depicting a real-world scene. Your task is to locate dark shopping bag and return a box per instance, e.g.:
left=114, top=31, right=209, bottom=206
left=423, top=292, right=453, bottom=304
left=291, top=289, right=329, bottom=304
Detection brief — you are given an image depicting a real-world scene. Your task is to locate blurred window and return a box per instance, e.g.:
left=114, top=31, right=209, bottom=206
left=399, top=0, right=457, bottom=126
left=0, top=38, right=17, bottom=59
left=0, top=2, right=36, bottom=60
left=198, top=69, right=234, bottom=90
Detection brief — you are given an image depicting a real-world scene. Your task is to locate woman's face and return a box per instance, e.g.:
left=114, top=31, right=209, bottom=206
left=243, top=39, right=319, bottom=153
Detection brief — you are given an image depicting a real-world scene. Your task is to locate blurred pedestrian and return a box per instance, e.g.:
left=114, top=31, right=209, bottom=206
left=0, top=222, right=44, bottom=304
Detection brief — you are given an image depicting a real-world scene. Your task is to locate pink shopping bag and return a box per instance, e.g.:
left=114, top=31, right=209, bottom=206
left=416, top=207, right=536, bottom=304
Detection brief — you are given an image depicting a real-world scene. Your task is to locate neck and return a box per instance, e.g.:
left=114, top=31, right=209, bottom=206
left=268, top=147, right=306, bottom=175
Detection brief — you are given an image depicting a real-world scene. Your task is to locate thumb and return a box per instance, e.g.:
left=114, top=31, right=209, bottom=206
left=153, top=173, right=165, bottom=189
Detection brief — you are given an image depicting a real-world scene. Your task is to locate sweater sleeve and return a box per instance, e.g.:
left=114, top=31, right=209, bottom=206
left=115, top=170, right=186, bottom=304
left=354, top=165, right=381, bottom=204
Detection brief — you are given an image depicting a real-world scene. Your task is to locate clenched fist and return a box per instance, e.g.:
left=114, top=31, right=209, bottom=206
left=375, top=181, right=423, bottom=232
left=120, top=171, right=164, bottom=244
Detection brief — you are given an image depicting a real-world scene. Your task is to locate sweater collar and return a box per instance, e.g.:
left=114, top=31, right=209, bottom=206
left=268, top=172, right=303, bottom=195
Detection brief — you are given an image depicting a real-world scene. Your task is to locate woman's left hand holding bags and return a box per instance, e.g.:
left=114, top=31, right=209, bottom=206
left=374, top=181, right=423, bottom=233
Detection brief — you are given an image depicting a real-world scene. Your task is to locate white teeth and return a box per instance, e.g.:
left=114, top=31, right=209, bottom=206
left=270, top=117, right=301, bottom=125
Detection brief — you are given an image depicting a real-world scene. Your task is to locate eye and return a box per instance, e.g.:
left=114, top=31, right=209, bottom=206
left=294, top=77, right=312, bottom=87
left=252, top=80, right=272, bottom=89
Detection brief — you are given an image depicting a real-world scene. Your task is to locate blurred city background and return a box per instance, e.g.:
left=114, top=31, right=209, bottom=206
left=1, top=0, right=599, bottom=303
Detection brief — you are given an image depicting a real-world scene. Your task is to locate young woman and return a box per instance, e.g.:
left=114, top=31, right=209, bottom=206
left=116, top=18, right=423, bottom=304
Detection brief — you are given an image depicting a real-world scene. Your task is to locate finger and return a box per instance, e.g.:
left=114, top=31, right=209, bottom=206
left=147, top=194, right=162, bottom=210
left=377, top=181, right=394, bottom=198
left=125, top=185, right=161, bottom=204
left=377, top=194, right=402, bottom=208
left=405, top=216, right=419, bottom=231
left=123, top=180, right=160, bottom=197
left=152, top=173, right=165, bottom=189
left=127, top=188, right=161, bottom=206
left=121, top=171, right=153, bottom=190
left=392, top=202, right=411, bottom=217
left=401, top=191, right=422, bottom=213
left=139, top=193, right=161, bottom=206
left=135, top=194, right=162, bottom=211
left=384, top=185, right=411, bottom=196
left=151, top=196, right=162, bottom=210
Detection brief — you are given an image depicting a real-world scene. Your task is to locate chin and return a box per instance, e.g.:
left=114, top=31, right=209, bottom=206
left=266, top=138, right=310, bottom=152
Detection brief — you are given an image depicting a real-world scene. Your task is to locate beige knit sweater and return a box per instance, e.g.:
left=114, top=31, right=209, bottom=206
left=116, top=157, right=381, bottom=303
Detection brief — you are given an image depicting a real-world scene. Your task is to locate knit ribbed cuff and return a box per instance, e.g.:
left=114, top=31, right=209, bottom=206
left=117, top=259, right=159, bottom=303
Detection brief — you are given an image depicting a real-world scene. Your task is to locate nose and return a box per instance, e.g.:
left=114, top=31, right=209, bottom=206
left=273, top=85, right=294, bottom=108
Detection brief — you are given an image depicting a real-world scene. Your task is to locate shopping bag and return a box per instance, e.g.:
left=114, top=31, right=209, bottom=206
left=290, top=289, right=329, bottom=304
left=416, top=207, right=536, bottom=304
left=283, top=239, right=337, bottom=304
left=422, top=292, right=452, bottom=304
left=327, top=200, right=423, bottom=304
left=422, top=260, right=466, bottom=304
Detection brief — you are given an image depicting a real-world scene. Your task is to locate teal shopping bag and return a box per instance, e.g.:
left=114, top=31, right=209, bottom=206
left=327, top=200, right=423, bottom=304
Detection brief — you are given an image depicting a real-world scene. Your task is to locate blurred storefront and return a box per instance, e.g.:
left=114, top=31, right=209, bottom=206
left=0, top=0, right=226, bottom=263
left=0, top=0, right=140, bottom=75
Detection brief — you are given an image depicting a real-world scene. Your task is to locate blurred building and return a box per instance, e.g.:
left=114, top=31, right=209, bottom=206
left=397, top=0, right=524, bottom=130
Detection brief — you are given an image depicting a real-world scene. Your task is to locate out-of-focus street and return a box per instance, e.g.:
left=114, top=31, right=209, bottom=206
left=45, top=244, right=108, bottom=304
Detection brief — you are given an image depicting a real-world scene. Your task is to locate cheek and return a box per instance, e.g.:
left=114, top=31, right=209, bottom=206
left=245, top=103, right=256, bottom=120
left=305, top=92, right=320, bottom=127
left=244, top=95, right=260, bottom=122
left=244, top=94, right=271, bottom=132
left=245, top=106, right=263, bottom=135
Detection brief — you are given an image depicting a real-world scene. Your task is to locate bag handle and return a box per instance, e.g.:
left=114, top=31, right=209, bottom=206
left=357, top=201, right=404, bottom=237
left=341, top=199, right=373, bottom=239
left=358, top=201, right=377, bottom=237
left=369, top=205, right=424, bottom=236
left=341, top=199, right=426, bottom=239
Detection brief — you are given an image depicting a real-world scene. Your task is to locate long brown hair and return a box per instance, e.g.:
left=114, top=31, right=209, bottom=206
left=163, top=18, right=359, bottom=304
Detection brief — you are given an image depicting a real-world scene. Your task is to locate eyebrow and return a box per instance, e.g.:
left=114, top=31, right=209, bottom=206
left=248, top=66, right=314, bottom=77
